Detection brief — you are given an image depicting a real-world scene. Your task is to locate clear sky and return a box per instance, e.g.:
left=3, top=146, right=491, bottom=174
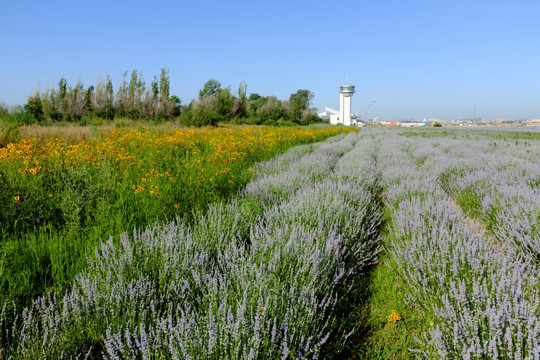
left=1, top=0, right=539, bottom=121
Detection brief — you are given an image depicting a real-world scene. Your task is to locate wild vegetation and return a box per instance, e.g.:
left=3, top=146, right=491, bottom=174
left=2, top=127, right=540, bottom=358
left=0, top=70, right=321, bottom=128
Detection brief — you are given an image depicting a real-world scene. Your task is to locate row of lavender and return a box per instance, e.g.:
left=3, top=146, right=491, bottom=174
left=378, top=130, right=540, bottom=358
left=438, top=135, right=540, bottom=265
left=0, top=132, right=383, bottom=358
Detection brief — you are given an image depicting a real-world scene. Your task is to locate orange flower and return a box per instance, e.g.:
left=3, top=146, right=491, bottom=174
left=388, top=310, right=401, bottom=323
left=14, top=196, right=20, bottom=201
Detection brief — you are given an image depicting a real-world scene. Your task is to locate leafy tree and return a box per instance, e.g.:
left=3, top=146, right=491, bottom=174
left=199, top=79, right=221, bottom=99
left=56, top=77, right=69, bottom=119
left=159, top=68, right=170, bottom=100
left=0, top=104, right=8, bottom=118
left=216, top=87, right=234, bottom=119
left=151, top=76, right=159, bottom=99
left=40, top=85, right=57, bottom=121
left=105, top=76, right=115, bottom=120
left=58, top=78, right=67, bottom=101
left=247, top=93, right=267, bottom=117
left=289, top=89, right=314, bottom=123
left=159, top=68, right=172, bottom=119
left=232, top=81, right=247, bottom=118
left=304, top=113, right=321, bottom=124
left=84, top=86, right=94, bottom=113
left=116, top=71, right=129, bottom=116
left=128, top=70, right=138, bottom=106
left=25, top=93, right=44, bottom=122
left=289, top=89, right=314, bottom=109
left=126, top=70, right=145, bottom=118
left=180, top=106, right=221, bottom=127
left=64, top=79, right=84, bottom=121
left=170, top=95, right=182, bottom=117
left=257, top=96, right=285, bottom=123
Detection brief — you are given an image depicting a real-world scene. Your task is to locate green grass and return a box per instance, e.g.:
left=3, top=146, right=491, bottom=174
left=348, top=251, right=432, bottom=360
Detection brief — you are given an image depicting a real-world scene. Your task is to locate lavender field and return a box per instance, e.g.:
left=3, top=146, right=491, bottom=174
left=2, top=128, right=540, bottom=359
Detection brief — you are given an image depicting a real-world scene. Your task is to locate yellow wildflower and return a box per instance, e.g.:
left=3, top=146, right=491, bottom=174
left=388, top=310, right=401, bottom=323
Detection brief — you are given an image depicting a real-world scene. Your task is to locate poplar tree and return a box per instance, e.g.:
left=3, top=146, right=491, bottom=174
left=159, top=68, right=172, bottom=119
left=105, top=75, right=115, bottom=120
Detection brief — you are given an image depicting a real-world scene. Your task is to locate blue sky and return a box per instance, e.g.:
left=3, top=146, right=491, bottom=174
left=1, top=0, right=539, bottom=121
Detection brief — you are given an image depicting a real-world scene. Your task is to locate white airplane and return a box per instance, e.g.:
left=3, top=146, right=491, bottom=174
left=400, top=117, right=429, bottom=127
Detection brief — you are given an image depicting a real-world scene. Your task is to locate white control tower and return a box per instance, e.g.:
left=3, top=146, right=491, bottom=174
left=339, top=84, right=355, bottom=126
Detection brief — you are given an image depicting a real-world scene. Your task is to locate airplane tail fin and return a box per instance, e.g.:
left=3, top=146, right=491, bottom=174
left=422, top=117, right=428, bottom=124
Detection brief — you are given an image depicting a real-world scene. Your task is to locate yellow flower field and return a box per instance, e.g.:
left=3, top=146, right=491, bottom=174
left=1, top=126, right=348, bottom=218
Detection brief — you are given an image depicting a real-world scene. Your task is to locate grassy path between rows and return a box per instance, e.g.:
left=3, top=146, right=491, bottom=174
left=347, top=213, right=430, bottom=359
left=346, top=142, right=430, bottom=359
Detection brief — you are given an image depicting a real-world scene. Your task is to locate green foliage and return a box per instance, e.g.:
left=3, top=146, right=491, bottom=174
left=0, top=121, right=21, bottom=146
left=170, top=95, right=182, bottom=117
left=350, top=254, right=430, bottom=359
left=19, top=73, right=325, bottom=127
left=83, top=86, right=94, bottom=113
left=0, top=105, right=8, bottom=118
left=199, top=79, right=222, bottom=99
left=256, top=96, right=286, bottom=123
left=233, top=81, right=247, bottom=118
left=215, top=87, right=233, bottom=118
left=289, top=89, right=314, bottom=123
left=24, top=94, right=45, bottom=122
left=247, top=93, right=266, bottom=117
left=181, top=106, right=222, bottom=127
left=304, top=113, right=322, bottom=125
left=58, top=78, right=67, bottom=101
left=7, top=106, right=35, bottom=125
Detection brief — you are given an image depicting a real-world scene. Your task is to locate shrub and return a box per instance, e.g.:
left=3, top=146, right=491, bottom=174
left=25, top=94, right=45, bottom=123
left=0, top=121, right=20, bottom=146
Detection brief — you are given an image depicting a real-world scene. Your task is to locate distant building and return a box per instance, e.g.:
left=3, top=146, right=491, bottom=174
left=318, top=107, right=339, bottom=120
left=490, top=118, right=510, bottom=124
left=318, top=84, right=357, bottom=126
left=529, top=119, right=540, bottom=126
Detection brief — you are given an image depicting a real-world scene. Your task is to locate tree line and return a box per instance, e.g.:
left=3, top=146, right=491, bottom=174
left=10, top=69, right=322, bottom=126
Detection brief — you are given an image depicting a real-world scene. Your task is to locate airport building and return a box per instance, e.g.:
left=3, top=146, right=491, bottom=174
left=319, top=84, right=361, bottom=126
